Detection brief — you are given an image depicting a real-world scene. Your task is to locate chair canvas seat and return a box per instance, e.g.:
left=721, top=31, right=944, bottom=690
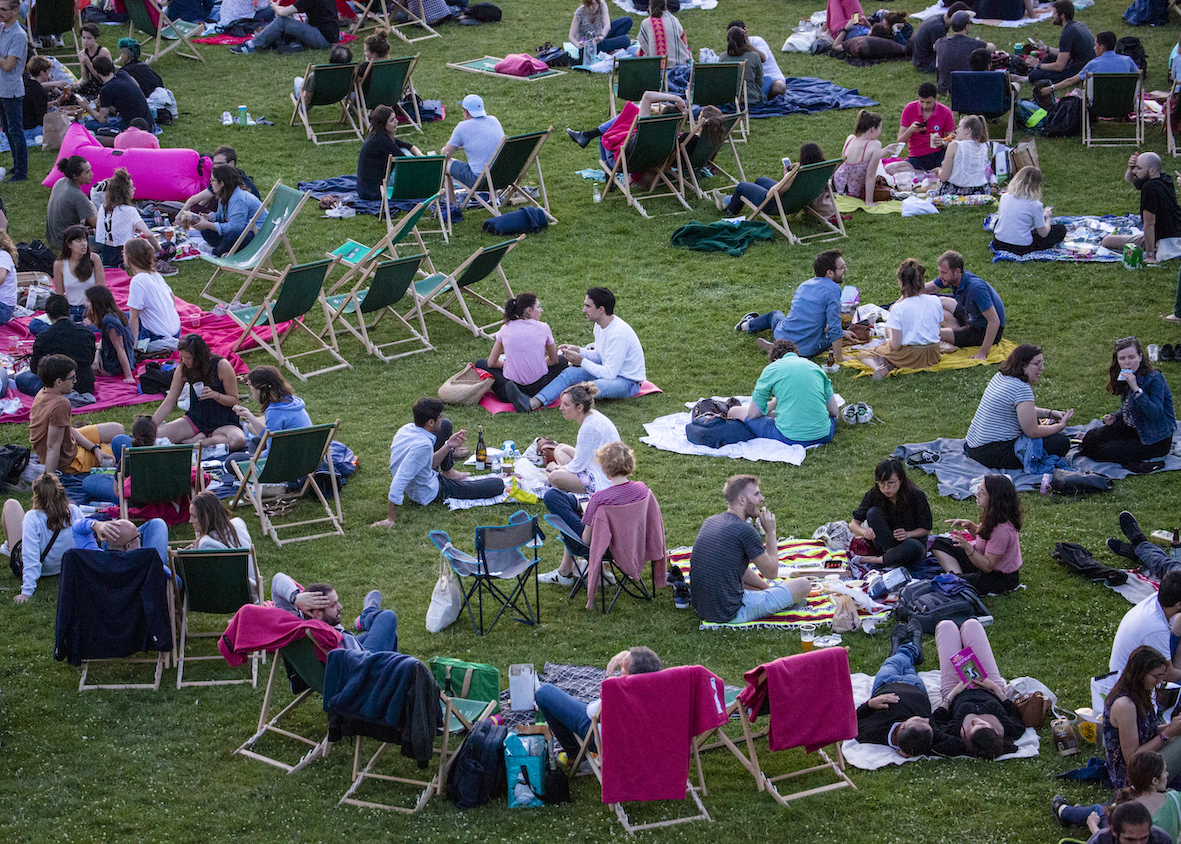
left=949, top=70, right=1014, bottom=146
left=29, top=0, right=81, bottom=70
left=680, top=110, right=746, bottom=199
left=124, top=0, right=205, bottom=63
left=410, top=235, right=524, bottom=339
left=385, top=155, right=451, bottom=244
left=609, top=56, right=665, bottom=118
left=740, top=158, right=847, bottom=245
left=453, top=128, right=557, bottom=223
left=355, top=55, right=423, bottom=132
left=1083, top=72, right=1143, bottom=147
left=290, top=62, right=364, bottom=145
left=600, top=111, right=691, bottom=219
left=117, top=443, right=201, bottom=520
left=323, top=252, right=433, bottom=362
left=688, top=60, right=748, bottom=142
left=351, top=0, right=440, bottom=44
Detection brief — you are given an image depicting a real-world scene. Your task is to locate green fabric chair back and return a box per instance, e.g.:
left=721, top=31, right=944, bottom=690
left=31, top=0, right=75, bottom=37
left=623, top=113, right=682, bottom=174
left=209, top=185, right=305, bottom=269
left=615, top=56, right=663, bottom=103
left=122, top=444, right=194, bottom=506
left=778, top=159, right=843, bottom=216
left=269, top=260, right=332, bottom=323
left=690, top=62, right=741, bottom=108
left=454, top=240, right=518, bottom=289
left=174, top=549, right=253, bottom=615
left=281, top=635, right=326, bottom=695
left=473, top=131, right=546, bottom=194
left=363, top=56, right=414, bottom=108
left=359, top=254, right=425, bottom=313
left=253, top=423, right=336, bottom=485
left=124, top=0, right=160, bottom=36
left=388, top=156, right=446, bottom=202
left=1089, top=73, right=1140, bottom=120
left=445, top=697, right=492, bottom=733
left=387, top=194, right=436, bottom=247
left=684, top=112, right=741, bottom=171
left=304, top=63, right=358, bottom=108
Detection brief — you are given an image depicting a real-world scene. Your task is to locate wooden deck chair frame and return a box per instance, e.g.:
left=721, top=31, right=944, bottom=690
left=609, top=55, right=665, bottom=118
left=355, top=54, right=423, bottom=133
left=542, top=513, right=655, bottom=615
left=235, top=632, right=331, bottom=773
left=949, top=70, right=1015, bottom=146
left=339, top=694, right=495, bottom=812
left=383, top=155, right=450, bottom=246
left=124, top=0, right=206, bottom=64
left=172, top=547, right=263, bottom=689
left=290, top=61, right=364, bottom=145
left=29, top=0, right=81, bottom=71
left=452, top=127, right=557, bottom=223
left=570, top=709, right=712, bottom=833
left=116, top=443, right=202, bottom=520
left=680, top=110, right=746, bottom=200
left=230, top=421, right=344, bottom=546
left=325, top=196, right=437, bottom=296
left=228, top=259, right=352, bottom=382
left=737, top=158, right=847, bottom=245
left=1083, top=73, right=1143, bottom=147
left=323, top=253, right=433, bottom=362
left=201, top=181, right=309, bottom=306
left=351, top=0, right=440, bottom=44
left=688, top=60, right=748, bottom=142
left=412, top=235, right=524, bottom=339
left=600, top=111, right=691, bottom=219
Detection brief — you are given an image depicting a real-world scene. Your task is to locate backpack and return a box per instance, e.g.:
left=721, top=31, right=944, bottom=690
left=690, top=397, right=742, bottom=423
left=465, top=3, right=502, bottom=22
left=536, top=43, right=573, bottom=68
left=447, top=719, right=508, bottom=809
left=306, top=440, right=358, bottom=498
left=138, top=361, right=176, bottom=395
left=0, top=444, right=30, bottom=492
left=1014, top=99, right=1047, bottom=132
left=1115, top=35, right=1148, bottom=77
left=1041, top=96, right=1082, bottom=138
left=16, top=240, right=54, bottom=273
left=1051, top=542, right=1129, bottom=586
left=893, top=577, right=990, bottom=634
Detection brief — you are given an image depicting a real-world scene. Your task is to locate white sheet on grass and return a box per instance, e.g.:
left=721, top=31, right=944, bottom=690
left=613, top=0, right=717, bottom=11
left=641, top=411, right=807, bottom=465
left=910, top=1, right=1057, bottom=25
left=842, top=670, right=1042, bottom=770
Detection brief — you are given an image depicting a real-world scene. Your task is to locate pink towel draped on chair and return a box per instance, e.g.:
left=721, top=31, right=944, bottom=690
left=217, top=604, right=341, bottom=666
left=586, top=490, right=668, bottom=609
left=738, top=649, right=858, bottom=753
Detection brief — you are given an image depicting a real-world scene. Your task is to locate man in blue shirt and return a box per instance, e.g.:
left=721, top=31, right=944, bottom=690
left=736, top=250, right=854, bottom=359
left=0, top=0, right=28, bottom=182
left=372, top=398, right=506, bottom=529
left=1047, top=30, right=1139, bottom=95
left=924, top=250, right=1005, bottom=359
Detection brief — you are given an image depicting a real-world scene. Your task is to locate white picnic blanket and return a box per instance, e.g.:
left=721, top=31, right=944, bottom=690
left=910, top=1, right=1055, bottom=26
left=641, top=411, right=807, bottom=465
left=841, top=670, right=1042, bottom=769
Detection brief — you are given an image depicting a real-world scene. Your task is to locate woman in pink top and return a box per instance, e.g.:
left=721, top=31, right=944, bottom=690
left=931, top=474, right=1023, bottom=593
left=474, top=292, right=567, bottom=413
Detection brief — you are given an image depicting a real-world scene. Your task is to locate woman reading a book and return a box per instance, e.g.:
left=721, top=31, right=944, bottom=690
left=930, top=474, right=1023, bottom=594
left=932, top=618, right=1025, bottom=759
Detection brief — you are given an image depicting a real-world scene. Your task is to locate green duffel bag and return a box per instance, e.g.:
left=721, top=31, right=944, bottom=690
left=430, top=657, right=501, bottom=714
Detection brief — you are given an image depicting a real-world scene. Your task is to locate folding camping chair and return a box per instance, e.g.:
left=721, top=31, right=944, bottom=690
left=949, top=70, right=1015, bottom=146
left=384, top=154, right=450, bottom=244
left=679, top=110, right=746, bottom=200
left=452, top=128, right=556, bottom=223
left=290, top=62, right=364, bottom=145
left=355, top=54, right=423, bottom=132
left=200, top=181, right=310, bottom=306
left=428, top=510, right=543, bottom=636
left=235, top=631, right=331, bottom=773
left=116, top=443, right=201, bottom=521
left=1083, top=72, right=1143, bottom=147
left=569, top=665, right=727, bottom=833
left=411, top=235, right=523, bottom=339
left=230, top=421, right=345, bottom=546
left=322, top=253, right=433, bottom=362
left=29, top=0, right=80, bottom=69
left=54, top=548, right=175, bottom=691
left=608, top=55, right=665, bottom=118
left=688, top=60, right=748, bottom=142
left=351, top=0, right=441, bottom=44
left=600, top=111, right=691, bottom=218
left=736, top=158, right=847, bottom=245
left=171, top=547, right=263, bottom=689
left=227, top=259, right=352, bottom=381
left=124, top=0, right=205, bottom=64
left=326, top=195, right=437, bottom=294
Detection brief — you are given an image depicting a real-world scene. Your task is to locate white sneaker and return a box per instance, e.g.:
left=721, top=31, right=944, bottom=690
left=538, top=568, right=576, bottom=586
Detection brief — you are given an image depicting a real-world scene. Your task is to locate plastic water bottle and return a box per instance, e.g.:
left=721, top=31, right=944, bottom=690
left=592, top=183, right=601, bottom=203
left=238, top=105, right=248, bottom=127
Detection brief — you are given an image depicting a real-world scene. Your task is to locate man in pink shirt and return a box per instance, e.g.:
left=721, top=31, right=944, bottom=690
left=886, top=81, right=956, bottom=177
left=113, top=117, right=159, bottom=150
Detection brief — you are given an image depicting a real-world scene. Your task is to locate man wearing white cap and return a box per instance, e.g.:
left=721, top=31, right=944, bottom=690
left=442, top=93, right=505, bottom=202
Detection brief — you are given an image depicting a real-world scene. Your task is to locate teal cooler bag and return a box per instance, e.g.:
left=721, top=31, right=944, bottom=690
left=505, top=731, right=548, bottom=808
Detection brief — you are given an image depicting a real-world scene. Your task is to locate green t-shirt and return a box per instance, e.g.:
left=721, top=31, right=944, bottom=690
left=751, top=353, right=834, bottom=442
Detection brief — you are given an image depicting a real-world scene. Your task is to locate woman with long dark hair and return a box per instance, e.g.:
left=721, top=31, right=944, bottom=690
left=832, top=109, right=884, bottom=206
left=474, top=293, right=567, bottom=413
left=227, top=365, right=313, bottom=466
left=85, top=285, right=135, bottom=384
left=3, top=473, right=80, bottom=603
left=569, top=0, right=632, bottom=63
left=1104, top=647, right=1181, bottom=791
left=356, top=104, right=423, bottom=201
left=185, top=164, right=267, bottom=257
left=849, top=458, right=932, bottom=570
left=721, top=25, right=765, bottom=106
left=931, top=474, right=1024, bottom=593
left=151, top=333, right=247, bottom=450
left=1054, top=750, right=1181, bottom=839
left=53, top=225, right=105, bottom=325
left=95, top=168, right=159, bottom=267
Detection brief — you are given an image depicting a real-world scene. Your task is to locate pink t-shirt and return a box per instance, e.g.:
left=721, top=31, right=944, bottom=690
left=900, top=100, right=954, bottom=159
left=113, top=126, right=160, bottom=150
left=496, top=318, right=555, bottom=385
left=974, top=520, right=1022, bottom=574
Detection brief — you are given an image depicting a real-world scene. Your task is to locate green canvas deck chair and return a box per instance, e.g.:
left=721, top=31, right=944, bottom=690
left=29, top=0, right=80, bottom=70
left=737, top=158, right=847, bottom=245
left=1083, top=72, right=1143, bottom=147
left=412, top=235, right=524, bottom=339
left=338, top=677, right=495, bottom=812
left=355, top=54, right=422, bottom=132
left=200, top=181, right=310, bottom=306
left=124, top=0, right=205, bottom=64
left=171, top=547, right=263, bottom=689
left=116, top=443, right=201, bottom=521
left=230, top=421, right=344, bottom=547
left=599, top=111, right=691, bottom=219
left=679, top=110, right=746, bottom=200
left=290, top=61, right=363, bottom=145
left=609, top=55, right=665, bottom=118
left=327, top=195, right=437, bottom=295
left=351, top=0, right=440, bottom=44
left=235, top=631, right=331, bottom=773
left=688, top=60, right=748, bottom=142
left=455, top=128, right=556, bottom=223
left=323, top=253, right=433, bottom=362
left=384, top=154, right=450, bottom=244
left=229, top=259, right=350, bottom=382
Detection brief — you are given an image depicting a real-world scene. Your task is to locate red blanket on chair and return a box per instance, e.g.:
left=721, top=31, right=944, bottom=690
left=739, top=649, right=857, bottom=753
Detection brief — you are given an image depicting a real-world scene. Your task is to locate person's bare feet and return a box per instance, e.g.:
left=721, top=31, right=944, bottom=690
left=1163, top=314, right=1181, bottom=324
left=939, top=340, right=959, bottom=354
left=868, top=356, right=893, bottom=380
left=371, top=518, right=396, bottom=528
left=755, top=337, right=773, bottom=352
left=442, top=468, right=470, bottom=480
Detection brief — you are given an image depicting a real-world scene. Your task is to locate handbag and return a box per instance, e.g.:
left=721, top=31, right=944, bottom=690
left=1014, top=691, right=1051, bottom=728
left=873, top=176, right=893, bottom=203
left=41, top=107, right=69, bottom=152
left=9, top=529, right=60, bottom=579
left=438, top=364, right=493, bottom=406
left=847, top=320, right=873, bottom=343
left=1010, top=138, right=1039, bottom=174
left=1050, top=468, right=1113, bottom=495
left=425, top=547, right=463, bottom=633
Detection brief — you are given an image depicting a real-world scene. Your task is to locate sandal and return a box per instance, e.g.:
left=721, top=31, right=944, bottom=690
left=905, top=449, right=940, bottom=467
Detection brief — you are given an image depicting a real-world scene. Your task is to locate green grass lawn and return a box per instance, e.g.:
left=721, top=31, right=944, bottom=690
left=1, top=1, right=1179, bottom=841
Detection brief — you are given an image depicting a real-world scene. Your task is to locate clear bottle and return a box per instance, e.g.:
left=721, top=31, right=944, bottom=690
left=475, top=426, right=487, bottom=471
left=592, top=183, right=601, bottom=203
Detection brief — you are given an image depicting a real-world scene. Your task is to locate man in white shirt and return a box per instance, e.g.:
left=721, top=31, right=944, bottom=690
left=529, top=287, right=646, bottom=410
left=727, top=20, right=786, bottom=98
left=442, top=93, right=505, bottom=204
left=1109, top=569, right=1181, bottom=682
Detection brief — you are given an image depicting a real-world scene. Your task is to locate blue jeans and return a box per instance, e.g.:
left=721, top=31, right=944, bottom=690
left=870, top=643, right=925, bottom=695
left=0, top=96, right=27, bottom=179
left=80, top=435, right=134, bottom=503
left=448, top=160, right=479, bottom=189
left=202, top=227, right=254, bottom=257
left=726, top=177, right=777, bottom=215
left=356, top=605, right=399, bottom=653
left=81, top=116, right=127, bottom=134
left=252, top=16, right=331, bottom=50
left=584, top=17, right=632, bottom=60
left=138, top=324, right=181, bottom=353
left=536, top=682, right=594, bottom=754
left=745, top=414, right=837, bottom=448
left=1059, top=803, right=1107, bottom=828
left=543, top=488, right=588, bottom=555
left=15, top=369, right=42, bottom=396
left=0, top=300, right=13, bottom=325
left=532, top=365, right=641, bottom=407
left=731, top=582, right=801, bottom=624
left=1136, top=540, right=1181, bottom=581
left=744, top=310, right=792, bottom=340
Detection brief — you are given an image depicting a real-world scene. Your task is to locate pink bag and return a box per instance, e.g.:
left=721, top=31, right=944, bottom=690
left=493, top=53, right=549, bottom=77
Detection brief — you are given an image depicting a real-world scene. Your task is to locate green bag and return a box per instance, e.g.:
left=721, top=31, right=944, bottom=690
left=429, top=657, right=501, bottom=714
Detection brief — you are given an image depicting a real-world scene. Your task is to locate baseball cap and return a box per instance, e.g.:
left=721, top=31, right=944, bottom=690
left=460, top=94, right=486, bottom=117
left=950, top=10, right=972, bottom=28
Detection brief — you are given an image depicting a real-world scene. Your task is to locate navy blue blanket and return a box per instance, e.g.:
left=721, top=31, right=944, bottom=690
left=667, top=68, right=878, bottom=118
left=323, top=648, right=420, bottom=725
left=296, top=176, right=464, bottom=222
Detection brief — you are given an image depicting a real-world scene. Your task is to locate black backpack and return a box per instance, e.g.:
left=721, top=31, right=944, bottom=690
left=0, top=444, right=30, bottom=492
left=138, top=361, right=175, bottom=395
left=1041, top=96, right=1082, bottom=138
left=16, top=240, right=54, bottom=273
left=465, top=3, right=502, bottom=22
left=1116, top=36, right=1147, bottom=78
left=894, top=578, right=990, bottom=634
left=447, top=719, right=508, bottom=809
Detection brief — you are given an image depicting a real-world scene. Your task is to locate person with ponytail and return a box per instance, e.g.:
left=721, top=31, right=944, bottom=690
left=474, top=293, right=567, bottom=413
left=3, top=473, right=81, bottom=603
left=1053, top=750, right=1181, bottom=840
left=832, top=109, right=884, bottom=207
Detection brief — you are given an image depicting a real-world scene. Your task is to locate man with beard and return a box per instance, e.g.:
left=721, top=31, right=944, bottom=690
left=1101, top=153, right=1181, bottom=265
left=272, top=573, right=400, bottom=653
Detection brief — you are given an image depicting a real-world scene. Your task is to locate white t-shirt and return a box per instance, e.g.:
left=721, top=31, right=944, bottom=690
left=446, top=115, right=505, bottom=178
left=992, top=193, right=1046, bottom=247
left=565, top=411, right=620, bottom=493
left=127, top=271, right=181, bottom=338
left=1110, top=593, right=1172, bottom=673
left=885, top=294, right=943, bottom=346
left=748, top=35, right=785, bottom=82
left=96, top=204, right=144, bottom=247
left=0, top=249, right=16, bottom=308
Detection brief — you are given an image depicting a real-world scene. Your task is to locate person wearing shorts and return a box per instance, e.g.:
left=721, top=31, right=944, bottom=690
left=923, top=250, right=1005, bottom=360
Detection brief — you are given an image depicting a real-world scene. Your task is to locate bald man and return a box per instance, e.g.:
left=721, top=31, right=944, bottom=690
left=1101, top=152, right=1181, bottom=264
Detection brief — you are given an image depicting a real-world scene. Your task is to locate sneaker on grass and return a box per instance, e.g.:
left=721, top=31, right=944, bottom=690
left=538, top=568, right=576, bottom=586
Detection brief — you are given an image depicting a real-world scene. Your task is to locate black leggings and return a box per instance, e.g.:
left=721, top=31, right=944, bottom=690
left=863, top=506, right=926, bottom=570
left=965, top=434, right=1070, bottom=470
left=930, top=535, right=1021, bottom=594
left=474, top=358, right=568, bottom=402
left=991, top=223, right=1067, bottom=255
left=1079, top=418, right=1171, bottom=468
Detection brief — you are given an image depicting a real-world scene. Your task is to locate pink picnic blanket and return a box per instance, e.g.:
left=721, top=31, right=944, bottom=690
left=478, top=380, right=663, bottom=414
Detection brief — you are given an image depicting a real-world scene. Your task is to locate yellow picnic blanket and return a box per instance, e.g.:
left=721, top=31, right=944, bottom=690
left=834, top=195, right=904, bottom=215
left=841, top=338, right=1017, bottom=378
